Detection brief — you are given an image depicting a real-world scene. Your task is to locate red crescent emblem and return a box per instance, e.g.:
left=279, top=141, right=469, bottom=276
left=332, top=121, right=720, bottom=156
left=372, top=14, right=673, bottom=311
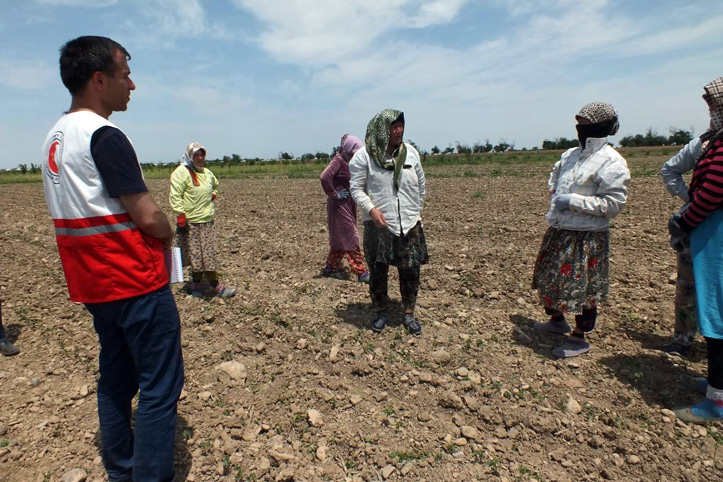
left=48, top=140, right=60, bottom=174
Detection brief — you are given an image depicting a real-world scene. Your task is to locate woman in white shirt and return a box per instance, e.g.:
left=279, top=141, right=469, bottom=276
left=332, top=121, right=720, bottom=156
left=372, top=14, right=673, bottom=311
left=659, top=137, right=706, bottom=358
left=532, top=102, right=630, bottom=357
left=350, top=109, right=428, bottom=336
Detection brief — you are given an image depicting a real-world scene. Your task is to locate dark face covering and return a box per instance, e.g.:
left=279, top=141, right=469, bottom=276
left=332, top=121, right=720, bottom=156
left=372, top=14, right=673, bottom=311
left=576, top=118, right=618, bottom=147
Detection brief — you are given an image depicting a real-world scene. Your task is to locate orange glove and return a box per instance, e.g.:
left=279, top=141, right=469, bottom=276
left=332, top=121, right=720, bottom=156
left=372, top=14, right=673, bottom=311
left=176, top=214, right=188, bottom=234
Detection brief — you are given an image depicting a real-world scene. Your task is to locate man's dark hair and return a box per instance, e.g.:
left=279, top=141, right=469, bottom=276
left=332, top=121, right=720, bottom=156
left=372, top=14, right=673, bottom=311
left=59, top=36, right=131, bottom=95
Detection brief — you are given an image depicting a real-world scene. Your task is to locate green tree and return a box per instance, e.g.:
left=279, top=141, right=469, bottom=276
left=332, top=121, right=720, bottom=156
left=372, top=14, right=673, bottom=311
left=455, top=142, right=471, bottom=154
left=667, top=128, right=692, bottom=146
left=542, top=138, right=578, bottom=150
left=493, top=139, right=512, bottom=152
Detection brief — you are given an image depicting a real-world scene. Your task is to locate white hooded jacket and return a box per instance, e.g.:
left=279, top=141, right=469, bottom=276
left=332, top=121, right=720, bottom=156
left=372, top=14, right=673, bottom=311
left=546, top=137, right=630, bottom=231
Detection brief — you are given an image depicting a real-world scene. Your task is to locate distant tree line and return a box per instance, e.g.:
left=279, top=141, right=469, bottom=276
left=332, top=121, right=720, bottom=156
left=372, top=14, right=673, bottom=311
left=541, top=138, right=579, bottom=150
left=429, top=139, right=514, bottom=155
left=10, top=127, right=699, bottom=172
left=618, top=128, right=693, bottom=148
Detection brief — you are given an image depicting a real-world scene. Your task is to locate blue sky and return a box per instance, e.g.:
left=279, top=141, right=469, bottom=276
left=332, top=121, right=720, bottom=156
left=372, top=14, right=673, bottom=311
left=1, top=0, right=721, bottom=169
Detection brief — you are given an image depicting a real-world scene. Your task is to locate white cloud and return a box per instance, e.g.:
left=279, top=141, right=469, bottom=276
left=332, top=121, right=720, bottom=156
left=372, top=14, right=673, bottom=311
left=122, top=0, right=229, bottom=47
left=494, top=0, right=598, bottom=16
left=406, top=0, right=470, bottom=27
left=612, top=15, right=723, bottom=58
left=0, top=59, right=55, bottom=90
left=232, top=0, right=470, bottom=64
left=33, top=0, right=118, bottom=7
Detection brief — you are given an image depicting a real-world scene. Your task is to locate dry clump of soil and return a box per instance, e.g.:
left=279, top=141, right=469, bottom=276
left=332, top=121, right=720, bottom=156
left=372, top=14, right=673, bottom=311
left=0, top=161, right=719, bottom=482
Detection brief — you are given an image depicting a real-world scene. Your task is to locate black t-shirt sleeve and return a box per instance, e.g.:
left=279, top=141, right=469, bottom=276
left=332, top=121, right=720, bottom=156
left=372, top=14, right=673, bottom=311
left=91, top=126, right=148, bottom=198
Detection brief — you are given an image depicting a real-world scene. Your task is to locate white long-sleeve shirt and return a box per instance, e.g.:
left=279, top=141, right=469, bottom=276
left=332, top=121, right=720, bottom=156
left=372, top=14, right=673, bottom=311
left=660, top=137, right=703, bottom=203
left=349, top=143, right=425, bottom=236
left=546, top=137, right=630, bottom=232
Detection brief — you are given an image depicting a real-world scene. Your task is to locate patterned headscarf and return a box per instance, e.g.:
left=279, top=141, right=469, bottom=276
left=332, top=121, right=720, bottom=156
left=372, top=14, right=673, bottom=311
left=576, top=102, right=619, bottom=134
left=183, top=142, right=206, bottom=173
left=365, top=109, right=407, bottom=190
left=704, top=77, right=723, bottom=131
left=339, top=134, right=364, bottom=163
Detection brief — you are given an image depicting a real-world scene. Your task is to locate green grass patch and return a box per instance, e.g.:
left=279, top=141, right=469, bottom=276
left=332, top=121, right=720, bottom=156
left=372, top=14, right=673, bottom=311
left=390, top=449, right=430, bottom=462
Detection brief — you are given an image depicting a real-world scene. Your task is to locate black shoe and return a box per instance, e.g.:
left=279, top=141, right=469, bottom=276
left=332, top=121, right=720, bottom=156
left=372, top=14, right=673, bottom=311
left=403, top=313, right=422, bottom=336
left=370, top=313, right=387, bottom=333
left=664, top=341, right=690, bottom=359
left=0, top=339, right=19, bottom=356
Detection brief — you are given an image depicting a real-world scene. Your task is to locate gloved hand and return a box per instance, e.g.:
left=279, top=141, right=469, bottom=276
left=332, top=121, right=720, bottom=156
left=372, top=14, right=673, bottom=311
left=668, top=213, right=690, bottom=252
left=176, top=214, right=189, bottom=234
left=552, top=193, right=572, bottom=211
left=336, top=189, right=350, bottom=200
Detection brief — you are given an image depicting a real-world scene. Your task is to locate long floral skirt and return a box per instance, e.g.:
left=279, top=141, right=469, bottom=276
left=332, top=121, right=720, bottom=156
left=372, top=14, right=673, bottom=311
left=363, top=221, right=429, bottom=269
left=532, top=227, right=610, bottom=314
left=176, top=221, right=217, bottom=273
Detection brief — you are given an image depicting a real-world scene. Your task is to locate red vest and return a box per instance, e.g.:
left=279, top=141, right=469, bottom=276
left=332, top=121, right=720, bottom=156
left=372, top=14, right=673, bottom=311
left=42, top=112, right=168, bottom=303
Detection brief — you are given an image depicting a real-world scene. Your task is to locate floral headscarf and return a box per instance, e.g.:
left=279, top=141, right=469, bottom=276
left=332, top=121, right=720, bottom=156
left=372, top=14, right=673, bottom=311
left=704, top=77, right=723, bottom=132
left=183, top=142, right=206, bottom=173
left=365, top=109, right=407, bottom=190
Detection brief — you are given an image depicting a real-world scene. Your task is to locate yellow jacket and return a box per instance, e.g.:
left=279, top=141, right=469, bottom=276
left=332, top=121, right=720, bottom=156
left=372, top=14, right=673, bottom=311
left=169, top=164, right=219, bottom=223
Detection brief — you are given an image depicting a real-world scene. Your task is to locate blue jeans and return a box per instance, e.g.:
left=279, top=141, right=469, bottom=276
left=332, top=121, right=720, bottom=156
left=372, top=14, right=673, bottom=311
left=85, top=285, right=184, bottom=482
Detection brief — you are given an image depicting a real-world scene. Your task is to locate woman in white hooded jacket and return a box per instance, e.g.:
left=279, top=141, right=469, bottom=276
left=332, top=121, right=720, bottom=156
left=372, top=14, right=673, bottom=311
left=533, top=102, right=630, bottom=358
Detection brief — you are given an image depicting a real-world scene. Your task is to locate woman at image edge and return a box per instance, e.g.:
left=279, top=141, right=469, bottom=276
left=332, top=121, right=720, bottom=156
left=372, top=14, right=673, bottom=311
left=670, top=77, right=723, bottom=423
left=533, top=102, right=630, bottom=358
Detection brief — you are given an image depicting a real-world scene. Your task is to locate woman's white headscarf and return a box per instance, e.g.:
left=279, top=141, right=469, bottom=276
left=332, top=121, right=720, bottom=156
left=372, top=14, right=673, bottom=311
left=183, top=142, right=206, bottom=173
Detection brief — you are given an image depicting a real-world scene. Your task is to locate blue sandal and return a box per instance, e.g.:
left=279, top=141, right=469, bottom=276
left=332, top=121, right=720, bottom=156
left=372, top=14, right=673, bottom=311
left=371, top=313, right=387, bottom=333
left=403, top=314, right=422, bottom=336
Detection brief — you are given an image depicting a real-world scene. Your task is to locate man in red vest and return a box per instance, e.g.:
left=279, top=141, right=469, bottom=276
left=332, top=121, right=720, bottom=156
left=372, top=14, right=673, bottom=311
left=42, top=36, right=184, bottom=482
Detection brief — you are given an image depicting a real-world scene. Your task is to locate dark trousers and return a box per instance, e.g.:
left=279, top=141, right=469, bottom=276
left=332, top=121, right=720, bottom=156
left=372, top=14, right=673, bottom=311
left=369, top=262, right=421, bottom=312
left=545, top=307, right=598, bottom=333
left=85, top=285, right=184, bottom=482
left=707, top=337, right=723, bottom=390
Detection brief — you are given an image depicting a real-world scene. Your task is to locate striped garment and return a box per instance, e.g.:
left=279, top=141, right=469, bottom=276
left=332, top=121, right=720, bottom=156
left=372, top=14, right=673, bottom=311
left=681, top=139, right=723, bottom=231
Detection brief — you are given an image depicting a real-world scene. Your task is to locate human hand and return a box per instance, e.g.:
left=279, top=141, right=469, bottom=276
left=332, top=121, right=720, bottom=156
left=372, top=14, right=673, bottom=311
left=370, top=208, right=387, bottom=228
left=552, top=193, right=572, bottom=211
left=211, top=192, right=217, bottom=202
left=176, top=214, right=189, bottom=234
left=336, top=189, right=350, bottom=200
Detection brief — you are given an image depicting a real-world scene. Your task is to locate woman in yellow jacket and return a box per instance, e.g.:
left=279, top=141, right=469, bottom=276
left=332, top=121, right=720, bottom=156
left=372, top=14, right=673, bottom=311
left=170, top=142, right=236, bottom=298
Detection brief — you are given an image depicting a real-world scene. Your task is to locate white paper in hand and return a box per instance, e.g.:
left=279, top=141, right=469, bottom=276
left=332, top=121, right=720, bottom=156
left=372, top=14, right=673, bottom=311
left=165, top=247, right=184, bottom=283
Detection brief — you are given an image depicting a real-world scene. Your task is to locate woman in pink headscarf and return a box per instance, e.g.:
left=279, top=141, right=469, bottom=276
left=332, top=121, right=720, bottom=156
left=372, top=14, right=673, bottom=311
left=320, top=134, right=369, bottom=282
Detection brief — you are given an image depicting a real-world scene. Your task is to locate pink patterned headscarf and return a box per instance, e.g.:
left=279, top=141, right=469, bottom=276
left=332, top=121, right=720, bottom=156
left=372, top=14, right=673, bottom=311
left=338, top=134, right=363, bottom=163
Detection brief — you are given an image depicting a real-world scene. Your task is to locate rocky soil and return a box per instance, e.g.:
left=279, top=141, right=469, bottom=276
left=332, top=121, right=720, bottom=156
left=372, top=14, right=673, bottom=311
left=0, top=158, right=720, bottom=482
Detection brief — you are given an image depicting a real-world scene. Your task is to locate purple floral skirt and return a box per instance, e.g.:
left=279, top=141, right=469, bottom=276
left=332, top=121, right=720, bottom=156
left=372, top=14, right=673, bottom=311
left=532, top=227, right=610, bottom=314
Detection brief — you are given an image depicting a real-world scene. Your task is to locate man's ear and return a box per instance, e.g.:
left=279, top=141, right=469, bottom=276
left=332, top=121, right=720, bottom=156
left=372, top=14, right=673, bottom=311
left=90, top=70, right=104, bottom=91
